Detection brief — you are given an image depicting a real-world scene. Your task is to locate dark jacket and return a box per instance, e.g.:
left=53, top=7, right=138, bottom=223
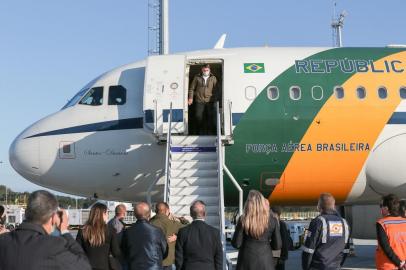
left=0, top=222, right=91, bottom=270
left=175, top=219, right=223, bottom=270
left=76, top=226, right=121, bottom=270
left=232, top=216, right=282, bottom=270
left=121, top=219, right=168, bottom=270
left=108, top=216, right=126, bottom=245
left=279, top=220, right=290, bottom=261
left=188, top=73, right=219, bottom=103
left=150, top=214, right=187, bottom=266
left=302, top=210, right=350, bottom=270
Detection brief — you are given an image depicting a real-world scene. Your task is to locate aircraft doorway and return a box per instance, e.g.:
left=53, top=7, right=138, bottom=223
left=186, top=60, right=223, bottom=136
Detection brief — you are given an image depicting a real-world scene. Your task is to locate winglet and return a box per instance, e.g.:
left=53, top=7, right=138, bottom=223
left=214, top=34, right=227, bottom=49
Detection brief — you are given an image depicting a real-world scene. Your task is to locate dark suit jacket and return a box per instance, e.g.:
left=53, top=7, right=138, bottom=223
left=175, top=220, right=223, bottom=270
left=121, top=219, right=168, bottom=270
left=0, top=222, right=91, bottom=270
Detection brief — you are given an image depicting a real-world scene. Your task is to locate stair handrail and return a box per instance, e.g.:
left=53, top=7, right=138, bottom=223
left=216, top=102, right=227, bottom=270
left=228, top=100, right=233, bottom=137
left=163, top=102, right=173, bottom=203
left=222, top=164, right=243, bottom=217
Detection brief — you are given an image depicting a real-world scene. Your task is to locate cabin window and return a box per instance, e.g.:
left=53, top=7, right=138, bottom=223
left=378, top=87, right=388, bottom=99
left=400, top=87, right=406, bottom=99
left=108, top=85, right=127, bottom=105
left=334, top=86, right=344, bottom=99
left=289, top=86, right=301, bottom=100
left=267, top=86, right=279, bottom=101
left=79, top=87, right=104, bottom=106
left=245, top=86, right=257, bottom=100
left=311, top=86, right=323, bottom=100
left=356, top=86, right=366, bottom=100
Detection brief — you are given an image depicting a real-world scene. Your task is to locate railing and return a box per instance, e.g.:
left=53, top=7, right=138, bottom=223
left=216, top=102, right=227, bottom=270
left=223, top=165, right=243, bottom=217
left=163, top=102, right=173, bottom=203
left=228, top=100, right=233, bottom=137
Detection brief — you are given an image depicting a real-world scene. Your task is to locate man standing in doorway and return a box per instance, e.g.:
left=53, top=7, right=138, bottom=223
left=188, top=64, right=219, bottom=135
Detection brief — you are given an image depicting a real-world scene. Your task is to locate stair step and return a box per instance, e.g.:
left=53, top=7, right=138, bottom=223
left=171, top=205, right=219, bottom=216
left=171, top=152, right=217, bottom=161
left=170, top=169, right=217, bottom=178
left=171, top=160, right=218, bottom=170
left=171, top=136, right=216, bottom=146
left=169, top=186, right=219, bottom=196
left=170, top=177, right=218, bottom=187
left=169, top=195, right=219, bottom=206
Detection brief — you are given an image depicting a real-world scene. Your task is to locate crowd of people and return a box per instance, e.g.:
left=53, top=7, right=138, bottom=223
left=0, top=189, right=405, bottom=270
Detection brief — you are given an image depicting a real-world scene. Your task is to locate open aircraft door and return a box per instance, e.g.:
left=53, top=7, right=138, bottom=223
left=143, top=55, right=186, bottom=138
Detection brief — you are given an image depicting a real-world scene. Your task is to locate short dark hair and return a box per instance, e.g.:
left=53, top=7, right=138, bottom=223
left=382, top=194, right=400, bottom=216
left=201, top=64, right=210, bottom=69
left=318, top=193, right=336, bottom=212
left=155, top=202, right=169, bottom=215
left=399, top=200, right=406, bottom=218
left=270, top=206, right=282, bottom=217
left=190, top=200, right=206, bottom=219
left=25, top=190, right=58, bottom=225
left=0, top=205, right=5, bottom=217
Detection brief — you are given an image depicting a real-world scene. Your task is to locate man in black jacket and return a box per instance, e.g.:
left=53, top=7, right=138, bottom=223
left=175, top=200, right=223, bottom=270
left=0, top=190, right=91, bottom=270
left=121, top=202, right=168, bottom=270
left=271, top=206, right=291, bottom=270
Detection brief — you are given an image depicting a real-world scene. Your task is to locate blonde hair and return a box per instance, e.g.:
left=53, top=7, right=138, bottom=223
left=82, top=203, right=108, bottom=247
left=240, top=190, right=270, bottom=239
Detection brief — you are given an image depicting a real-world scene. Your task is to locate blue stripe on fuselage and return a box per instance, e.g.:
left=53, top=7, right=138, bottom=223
left=387, top=112, right=406, bottom=124
left=25, top=117, right=144, bottom=139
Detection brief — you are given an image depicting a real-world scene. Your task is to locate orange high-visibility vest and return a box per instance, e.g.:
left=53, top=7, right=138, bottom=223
left=376, top=216, right=406, bottom=270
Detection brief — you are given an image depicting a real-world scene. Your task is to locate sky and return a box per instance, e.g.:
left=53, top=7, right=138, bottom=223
left=1, top=0, right=406, bottom=194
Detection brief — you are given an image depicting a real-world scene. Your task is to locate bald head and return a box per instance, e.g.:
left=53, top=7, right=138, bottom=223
left=317, top=193, right=336, bottom=212
left=115, top=204, right=127, bottom=218
left=135, top=202, right=151, bottom=220
left=190, top=200, right=206, bottom=219
left=155, top=202, right=169, bottom=215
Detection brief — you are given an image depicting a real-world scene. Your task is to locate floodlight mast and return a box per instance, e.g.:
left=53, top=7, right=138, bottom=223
left=148, top=0, right=169, bottom=55
left=331, top=1, right=347, bottom=47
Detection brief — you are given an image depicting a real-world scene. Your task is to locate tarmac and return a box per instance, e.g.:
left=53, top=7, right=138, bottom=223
left=70, top=229, right=377, bottom=270
left=285, top=239, right=377, bottom=270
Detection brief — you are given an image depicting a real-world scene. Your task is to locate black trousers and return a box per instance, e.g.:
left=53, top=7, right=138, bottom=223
left=194, top=102, right=216, bottom=135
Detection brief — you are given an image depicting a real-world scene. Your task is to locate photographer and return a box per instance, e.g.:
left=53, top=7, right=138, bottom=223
left=0, top=190, right=91, bottom=270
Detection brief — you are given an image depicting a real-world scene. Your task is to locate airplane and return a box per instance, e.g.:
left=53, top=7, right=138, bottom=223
left=9, top=45, right=406, bottom=238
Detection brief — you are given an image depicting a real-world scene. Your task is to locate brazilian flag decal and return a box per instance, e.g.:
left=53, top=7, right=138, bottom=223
left=244, top=63, right=265, bottom=73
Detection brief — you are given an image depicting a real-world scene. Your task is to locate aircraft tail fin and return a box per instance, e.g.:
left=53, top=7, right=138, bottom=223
left=214, top=34, right=226, bottom=49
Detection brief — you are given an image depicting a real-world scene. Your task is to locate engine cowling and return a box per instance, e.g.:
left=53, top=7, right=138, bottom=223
left=366, top=133, right=406, bottom=195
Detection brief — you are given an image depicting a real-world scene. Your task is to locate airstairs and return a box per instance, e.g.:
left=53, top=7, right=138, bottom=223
left=155, top=102, right=243, bottom=270
left=165, top=135, right=221, bottom=228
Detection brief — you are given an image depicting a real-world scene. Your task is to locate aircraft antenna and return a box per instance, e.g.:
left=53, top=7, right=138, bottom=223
left=148, top=0, right=169, bottom=55
left=331, top=1, right=347, bottom=47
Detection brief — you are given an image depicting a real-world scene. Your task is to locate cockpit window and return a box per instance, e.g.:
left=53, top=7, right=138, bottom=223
left=108, top=85, right=127, bottom=105
left=79, top=87, right=104, bottom=106
left=62, top=88, right=89, bottom=109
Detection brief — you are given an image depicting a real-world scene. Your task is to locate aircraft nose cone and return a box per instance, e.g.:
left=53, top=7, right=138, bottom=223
left=9, top=136, right=41, bottom=182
